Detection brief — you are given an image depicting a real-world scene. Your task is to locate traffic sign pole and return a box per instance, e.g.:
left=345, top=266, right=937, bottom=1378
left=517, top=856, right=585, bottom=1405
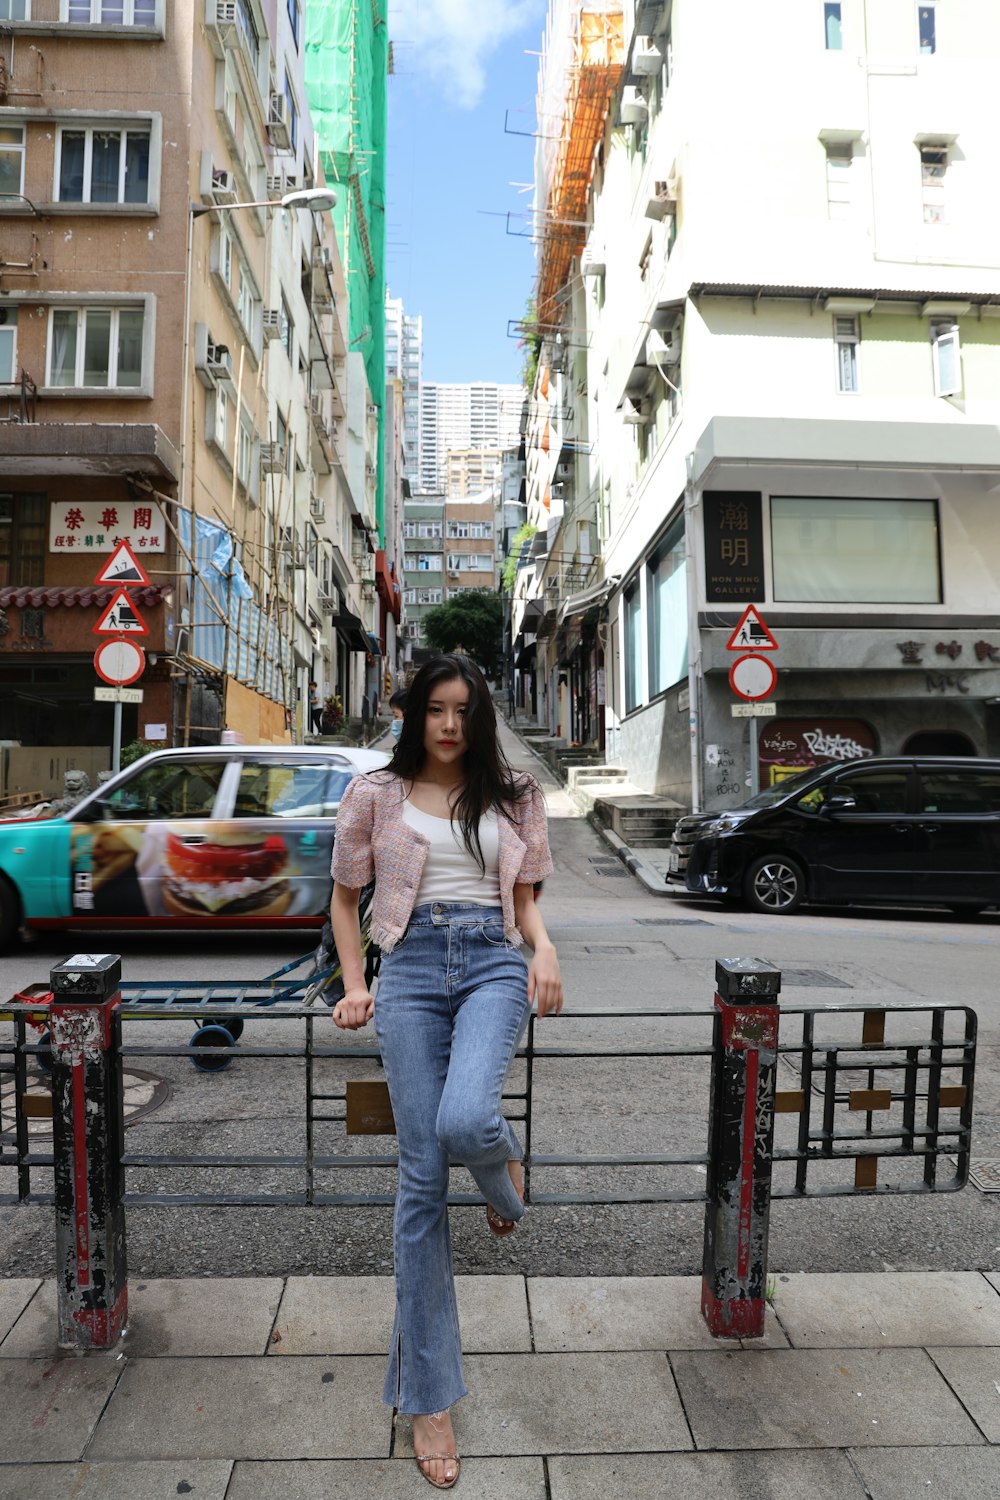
left=112, top=701, right=122, bottom=776
left=750, top=716, right=760, bottom=798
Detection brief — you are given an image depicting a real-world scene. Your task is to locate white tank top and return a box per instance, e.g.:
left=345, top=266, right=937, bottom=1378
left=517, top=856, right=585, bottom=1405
left=402, top=800, right=502, bottom=908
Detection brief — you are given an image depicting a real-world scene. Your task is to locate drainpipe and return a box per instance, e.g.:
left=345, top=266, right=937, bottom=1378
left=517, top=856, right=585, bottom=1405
left=685, top=449, right=702, bottom=813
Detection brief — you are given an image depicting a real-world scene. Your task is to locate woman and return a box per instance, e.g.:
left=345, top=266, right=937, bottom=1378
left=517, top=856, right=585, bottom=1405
left=330, top=653, right=562, bottom=1490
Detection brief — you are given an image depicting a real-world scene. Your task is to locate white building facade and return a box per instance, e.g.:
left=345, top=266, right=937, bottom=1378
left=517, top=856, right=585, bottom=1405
left=524, top=0, right=1000, bottom=804
left=418, top=382, right=524, bottom=495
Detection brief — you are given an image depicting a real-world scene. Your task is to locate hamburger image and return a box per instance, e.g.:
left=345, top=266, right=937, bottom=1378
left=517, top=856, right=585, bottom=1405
left=162, top=823, right=291, bottom=918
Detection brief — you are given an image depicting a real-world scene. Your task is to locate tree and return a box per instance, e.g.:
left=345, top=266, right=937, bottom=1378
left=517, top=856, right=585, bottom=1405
left=502, top=522, right=537, bottom=593
left=422, top=590, right=504, bottom=673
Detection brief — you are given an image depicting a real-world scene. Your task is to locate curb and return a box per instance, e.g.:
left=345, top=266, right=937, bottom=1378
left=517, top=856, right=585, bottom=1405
left=587, top=812, right=676, bottom=897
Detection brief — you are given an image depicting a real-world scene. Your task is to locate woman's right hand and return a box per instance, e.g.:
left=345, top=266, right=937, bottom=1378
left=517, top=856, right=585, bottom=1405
left=332, top=988, right=374, bottom=1030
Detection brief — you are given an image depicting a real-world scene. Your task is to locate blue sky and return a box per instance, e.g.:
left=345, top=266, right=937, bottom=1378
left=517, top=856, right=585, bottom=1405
left=385, top=1, right=547, bottom=385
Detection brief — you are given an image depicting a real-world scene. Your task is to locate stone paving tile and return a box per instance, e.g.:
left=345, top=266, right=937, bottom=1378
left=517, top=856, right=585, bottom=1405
left=548, top=1451, right=869, bottom=1499
left=0, top=1460, right=233, bottom=1500
left=393, top=1352, right=690, bottom=1457
left=926, top=1348, right=1000, bottom=1442
left=528, top=1275, right=787, bottom=1351
left=87, top=1356, right=390, bottom=1460
left=851, top=1446, right=1000, bottom=1499
left=270, top=1275, right=530, bottom=1355
left=227, top=1456, right=546, bottom=1498
left=671, top=1347, right=984, bottom=1450
left=0, top=1278, right=41, bottom=1345
left=772, top=1272, right=1000, bottom=1347
left=1, top=1278, right=284, bottom=1358
left=0, top=1358, right=124, bottom=1463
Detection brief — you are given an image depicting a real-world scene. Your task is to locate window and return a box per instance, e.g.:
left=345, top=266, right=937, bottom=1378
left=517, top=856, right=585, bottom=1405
left=237, top=418, right=253, bottom=488
left=825, top=141, right=853, bottom=219
left=287, top=0, right=300, bottom=47
left=638, top=232, right=653, bottom=281
left=418, top=521, right=441, bottom=537
left=470, top=521, right=493, bottom=539
left=0, top=492, right=45, bottom=587
left=836, top=770, right=909, bottom=814
left=56, top=126, right=150, bottom=204
left=0, top=125, right=25, bottom=199
left=279, top=294, right=293, bottom=359
left=235, top=0, right=260, bottom=65
left=234, top=760, right=344, bottom=819
left=918, top=4, right=936, bottom=53
left=931, top=321, right=962, bottom=397
left=102, top=759, right=225, bottom=820
left=403, top=521, right=417, bottom=538
left=283, top=71, right=299, bottom=152
left=623, top=581, right=643, bottom=713
left=403, top=587, right=417, bottom=604
left=417, top=553, right=440, bottom=572
left=920, top=144, right=947, bottom=222
left=47, top=305, right=144, bottom=388
left=0, top=2, right=28, bottom=18
left=646, top=524, right=687, bottom=696
left=447, top=521, right=469, bottom=538
left=919, top=770, right=1000, bottom=815
left=446, top=553, right=463, bottom=571
left=834, top=316, right=859, bottom=393
left=0, top=306, right=16, bottom=380
left=824, top=2, right=843, bottom=48
left=66, top=1, right=157, bottom=23
left=419, top=588, right=442, bottom=605
left=770, top=497, right=941, bottom=603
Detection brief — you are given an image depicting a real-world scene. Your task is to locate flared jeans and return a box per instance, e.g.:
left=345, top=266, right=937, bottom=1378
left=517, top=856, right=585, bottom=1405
left=374, top=902, right=531, bottom=1415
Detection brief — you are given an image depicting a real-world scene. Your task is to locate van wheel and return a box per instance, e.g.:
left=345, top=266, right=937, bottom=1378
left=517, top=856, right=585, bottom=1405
left=0, top=878, right=21, bottom=952
left=948, top=905, right=985, bottom=918
left=744, top=855, right=806, bottom=915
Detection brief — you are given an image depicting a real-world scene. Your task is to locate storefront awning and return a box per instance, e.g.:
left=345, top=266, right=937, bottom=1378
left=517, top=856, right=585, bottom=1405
left=515, top=640, right=537, bottom=670
left=328, top=611, right=370, bottom=655
left=556, top=576, right=620, bottom=626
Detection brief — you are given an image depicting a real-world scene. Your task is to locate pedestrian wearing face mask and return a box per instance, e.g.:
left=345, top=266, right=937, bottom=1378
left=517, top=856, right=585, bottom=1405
left=389, top=687, right=408, bottom=744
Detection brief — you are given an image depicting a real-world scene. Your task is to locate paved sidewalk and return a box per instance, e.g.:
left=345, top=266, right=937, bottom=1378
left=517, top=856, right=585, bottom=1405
left=2, top=1271, right=1000, bottom=1497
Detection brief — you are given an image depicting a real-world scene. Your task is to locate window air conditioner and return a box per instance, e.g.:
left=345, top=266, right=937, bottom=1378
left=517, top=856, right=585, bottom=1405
left=206, top=341, right=233, bottom=380
left=632, top=36, right=664, bottom=76
left=262, top=309, right=281, bottom=341
left=268, top=93, right=292, bottom=151
left=645, top=179, right=678, bottom=221
left=266, top=173, right=285, bottom=198
left=211, top=169, right=238, bottom=205
left=621, top=88, right=649, bottom=127
left=622, top=394, right=652, bottom=425
left=310, top=496, right=326, bottom=521
left=260, top=442, right=286, bottom=473
left=206, top=1, right=238, bottom=58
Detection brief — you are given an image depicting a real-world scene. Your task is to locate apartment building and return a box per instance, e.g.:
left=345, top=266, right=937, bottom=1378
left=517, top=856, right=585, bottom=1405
left=401, top=494, right=444, bottom=659
left=445, top=447, right=502, bottom=500
left=418, top=381, right=523, bottom=494
left=0, top=0, right=372, bottom=784
left=522, top=0, right=1000, bottom=803
left=385, top=288, right=422, bottom=492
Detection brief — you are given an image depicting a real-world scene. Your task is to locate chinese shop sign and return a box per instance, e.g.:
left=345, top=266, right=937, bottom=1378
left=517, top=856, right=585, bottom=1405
left=49, top=500, right=166, bottom=554
left=703, top=491, right=764, bottom=603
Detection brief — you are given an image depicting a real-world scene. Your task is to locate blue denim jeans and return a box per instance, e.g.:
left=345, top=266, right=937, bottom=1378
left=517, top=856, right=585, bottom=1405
left=374, top=902, right=531, bottom=1415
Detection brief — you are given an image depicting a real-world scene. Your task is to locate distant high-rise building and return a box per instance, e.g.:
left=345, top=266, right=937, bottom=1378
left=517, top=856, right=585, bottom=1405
left=419, top=383, right=524, bottom=494
left=385, top=290, right=423, bottom=490
left=445, top=449, right=502, bottom=500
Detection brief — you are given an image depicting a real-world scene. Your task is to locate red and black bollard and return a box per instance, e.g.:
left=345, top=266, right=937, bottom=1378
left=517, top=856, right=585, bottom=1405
left=701, top=956, right=781, bottom=1339
left=49, top=954, right=128, bottom=1350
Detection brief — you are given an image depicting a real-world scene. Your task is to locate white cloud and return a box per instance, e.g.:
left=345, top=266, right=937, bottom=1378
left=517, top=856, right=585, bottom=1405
left=390, top=0, right=544, bottom=109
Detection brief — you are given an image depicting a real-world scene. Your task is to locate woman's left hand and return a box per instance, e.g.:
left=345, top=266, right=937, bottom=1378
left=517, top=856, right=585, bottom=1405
left=528, top=943, right=563, bottom=1018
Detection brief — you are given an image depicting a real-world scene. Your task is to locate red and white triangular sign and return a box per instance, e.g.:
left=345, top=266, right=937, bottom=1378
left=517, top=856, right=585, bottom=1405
left=93, top=540, right=150, bottom=588
left=92, top=589, right=150, bottom=637
left=725, top=605, right=779, bottom=652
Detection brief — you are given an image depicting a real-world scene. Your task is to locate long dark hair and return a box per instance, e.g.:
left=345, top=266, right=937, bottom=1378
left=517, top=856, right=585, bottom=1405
left=387, top=653, right=529, bottom=870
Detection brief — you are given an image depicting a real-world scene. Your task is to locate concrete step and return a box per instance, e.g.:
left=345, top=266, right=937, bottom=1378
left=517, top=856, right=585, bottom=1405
left=566, top=765, right=629, bottom=789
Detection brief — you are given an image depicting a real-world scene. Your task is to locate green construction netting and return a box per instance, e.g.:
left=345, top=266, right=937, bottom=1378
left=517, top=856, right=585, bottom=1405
left=305, top=0, right=388, bottom=542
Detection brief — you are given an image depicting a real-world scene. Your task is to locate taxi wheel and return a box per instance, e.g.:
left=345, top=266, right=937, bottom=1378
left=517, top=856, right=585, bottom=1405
left=0, top=877, right=20, bottom=952
left=189, top=1024, right=236, bottom=1071
left=744, top=854, right=806, bottom=915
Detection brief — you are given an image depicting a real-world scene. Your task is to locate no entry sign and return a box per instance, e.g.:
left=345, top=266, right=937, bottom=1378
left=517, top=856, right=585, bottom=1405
left=94, top=638, right=146, bottom=687
left=729, top=653, right=777, bottom=701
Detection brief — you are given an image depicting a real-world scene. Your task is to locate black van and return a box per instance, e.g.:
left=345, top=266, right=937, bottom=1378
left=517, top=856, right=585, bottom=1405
left=683, top=757, right=1000, bottom=915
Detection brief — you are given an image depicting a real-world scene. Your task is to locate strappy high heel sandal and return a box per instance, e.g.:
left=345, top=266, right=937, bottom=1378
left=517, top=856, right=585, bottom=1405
left=486, top=1159, right=524, bottom=1238
left=413, top=1410, right=461, bottom=1490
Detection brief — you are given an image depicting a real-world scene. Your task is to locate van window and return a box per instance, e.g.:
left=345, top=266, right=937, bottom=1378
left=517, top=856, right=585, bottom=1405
left=919, top=769, right=1000, bottom=814
left=836, top=770, right=910, bottom=813
left=102, top=760, right=225, bottom=820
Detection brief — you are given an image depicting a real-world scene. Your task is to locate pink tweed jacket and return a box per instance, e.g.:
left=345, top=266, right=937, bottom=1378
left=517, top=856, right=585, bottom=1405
left=331, top=769, right=554, bottom=953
